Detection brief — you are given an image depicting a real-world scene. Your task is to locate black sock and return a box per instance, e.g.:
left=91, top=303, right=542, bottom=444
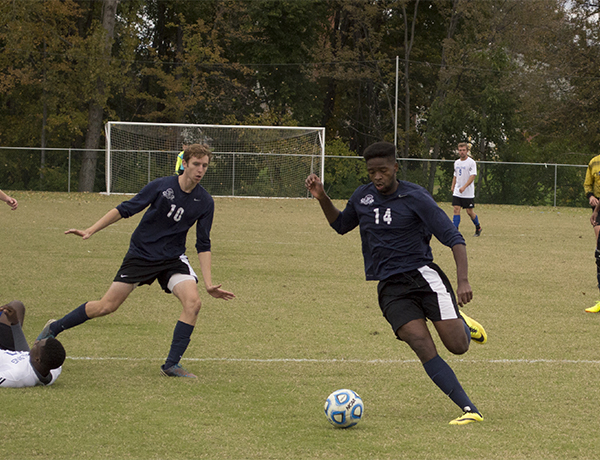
left=50, top=303, right=90, bottom=336
left=423, top=354, right=479, bottom=414
left=163, top=321, right=194, bottom=369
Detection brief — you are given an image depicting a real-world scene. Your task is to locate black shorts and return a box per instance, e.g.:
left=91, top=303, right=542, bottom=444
left=452, top=196, right=475, bottom=209
left=0, top=323, right=15, bottom=351
left=114, top=254, right=198, bottom=293
left=377, top=263, right=460, bottom=339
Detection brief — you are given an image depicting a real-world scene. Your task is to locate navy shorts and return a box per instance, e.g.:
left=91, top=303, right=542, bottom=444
left=114, top=254, right=198, bottom=293
left=377, top=263, right=460, bottom=339
left=452, top=196, right=475, bottom=209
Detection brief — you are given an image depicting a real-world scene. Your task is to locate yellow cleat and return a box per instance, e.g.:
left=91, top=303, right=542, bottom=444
left=460, top=312, right=487, bottom=344
left=449, top=411, right=484, bottom=425
left=585, top=301, right=600, bottom=313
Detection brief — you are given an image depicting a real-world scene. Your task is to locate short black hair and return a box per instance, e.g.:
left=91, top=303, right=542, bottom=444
left=40, top=338, right=66, bottom=370
left=363, top=142, right=397, bottom=162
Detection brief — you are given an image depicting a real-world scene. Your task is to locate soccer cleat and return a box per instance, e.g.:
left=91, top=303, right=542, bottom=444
left=460, top=312, right=487, bottom=344
left=474, top=227, right=482, bottom=237
left=585, top=301, right=600, bottom=313
left=449, top=411, right=484, bottom=425
left=160, top=363, right=197, bottom=378
left=35, top=319, right=57, bottom=342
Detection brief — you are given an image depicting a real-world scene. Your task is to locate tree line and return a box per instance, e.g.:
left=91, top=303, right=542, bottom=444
left=0, top=0, right=598, bottom=204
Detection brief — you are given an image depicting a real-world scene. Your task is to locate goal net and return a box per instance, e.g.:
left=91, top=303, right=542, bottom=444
left=104, top=122, right=325, bottom=197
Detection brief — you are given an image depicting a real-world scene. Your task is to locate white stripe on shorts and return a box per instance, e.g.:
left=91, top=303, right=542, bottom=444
left=166, top=255, right=198, bottom=292
left=417, top=265, right=458, bottom=320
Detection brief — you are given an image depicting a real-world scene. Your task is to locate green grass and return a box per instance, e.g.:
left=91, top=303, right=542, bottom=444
left=1, top=191, right=599, bottom=459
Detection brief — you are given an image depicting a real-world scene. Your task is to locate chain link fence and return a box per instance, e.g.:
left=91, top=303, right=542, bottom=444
left=0, top=147, right=590, bottom=207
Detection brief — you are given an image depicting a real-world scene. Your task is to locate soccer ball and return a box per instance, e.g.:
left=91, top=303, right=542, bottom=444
left=324, top=389, right=364, bottom=428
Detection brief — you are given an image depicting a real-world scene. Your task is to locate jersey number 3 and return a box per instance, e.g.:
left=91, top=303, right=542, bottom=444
left=167, top=204, right=185, bottom=222
left=374, top=207, right=392, bottom=225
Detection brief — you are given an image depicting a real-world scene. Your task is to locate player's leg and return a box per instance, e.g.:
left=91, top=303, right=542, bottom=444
left=396, top=320, right=482, bottom=423
left=160, top=278, right=202, bottom=378
left=38, top=282, right=134, bottom=340
left=451, top=197, right=461, bottom=229
left=0, top=300, right=26, bottom=351
left=587, top=232, right=600, bottom=312
left=0, top=300, right=25, bottom=326
left=465, top=206, right=481, bottom=236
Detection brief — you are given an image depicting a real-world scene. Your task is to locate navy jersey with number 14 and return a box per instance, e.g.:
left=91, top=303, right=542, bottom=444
left=331, top=181, right=465, bottom=281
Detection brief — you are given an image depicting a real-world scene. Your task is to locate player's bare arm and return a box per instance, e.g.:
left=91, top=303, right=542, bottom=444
left=198, top=251, right=235, bottom=300
left=65, top=208, right=122, bottom=239
left=451, top=244, right=472, bottom=306
left=305, top=174, right=341, bottom=224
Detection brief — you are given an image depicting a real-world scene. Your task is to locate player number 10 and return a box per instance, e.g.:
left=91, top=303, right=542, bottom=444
left=167, top=204, right=185, bottom=222
left=374, top=207, right=392, bottom=225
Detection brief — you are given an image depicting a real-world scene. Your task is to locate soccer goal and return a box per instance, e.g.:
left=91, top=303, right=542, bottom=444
left=104, top=122, right=325, bottom=197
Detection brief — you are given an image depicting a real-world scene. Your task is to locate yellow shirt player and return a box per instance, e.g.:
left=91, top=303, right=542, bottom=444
left=175, top=145, right=188, bottom=175
left=584, top=153, right=600, bottom=313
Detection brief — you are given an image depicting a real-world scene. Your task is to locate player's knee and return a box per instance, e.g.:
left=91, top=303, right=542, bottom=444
left=184, top=298, right=202, bottom=316
left=7, top=300, right=25, bottom=316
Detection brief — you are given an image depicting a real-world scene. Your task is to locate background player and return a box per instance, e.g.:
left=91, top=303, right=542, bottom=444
left=451, top=143, right=482, bottom=236
left=175, top=143, right=189, bottom=175
left=0, top=301, right=65, bottom=388
left=37, top=144, right=235, bottom=378
left=584, top=153, right=600, bottom=241
left=305, top=141, right=487, bottom=425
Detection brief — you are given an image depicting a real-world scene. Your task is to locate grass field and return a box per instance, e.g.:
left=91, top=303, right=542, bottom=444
left=1, top=191, right=599, bottom=460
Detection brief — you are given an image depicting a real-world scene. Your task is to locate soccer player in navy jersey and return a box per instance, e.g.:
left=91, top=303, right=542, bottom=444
left=37, top=144, right=235, bottom=378
left=305, top=141, right=487, bottom=425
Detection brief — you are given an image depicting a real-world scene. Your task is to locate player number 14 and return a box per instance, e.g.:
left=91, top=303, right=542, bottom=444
left=374, top=207, right=392, bottom=225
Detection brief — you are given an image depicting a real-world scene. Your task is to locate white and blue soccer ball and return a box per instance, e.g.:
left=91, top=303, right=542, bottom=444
left=324, top=389, right=364, bottom=428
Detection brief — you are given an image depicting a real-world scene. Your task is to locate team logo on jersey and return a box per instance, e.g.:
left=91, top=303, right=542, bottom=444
left=360, top=194, right=375, bottom=206
left=162, top=188, right=175, bottom=200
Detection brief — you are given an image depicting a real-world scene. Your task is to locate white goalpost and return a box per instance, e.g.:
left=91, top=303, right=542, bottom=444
left=104, top=122, right=325, bottom=197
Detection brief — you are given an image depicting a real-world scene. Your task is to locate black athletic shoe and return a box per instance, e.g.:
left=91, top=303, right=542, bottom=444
left=474, top=227, right=482, bottom=237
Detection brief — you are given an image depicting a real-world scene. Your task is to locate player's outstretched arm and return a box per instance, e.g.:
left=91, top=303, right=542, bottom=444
left=65, top=208, right=122, bottom=240
left=305, top=174, right=341, bottom=224
left=197, top=251, right=235, bottom=300
left=451, top=243, right=472, bottom=306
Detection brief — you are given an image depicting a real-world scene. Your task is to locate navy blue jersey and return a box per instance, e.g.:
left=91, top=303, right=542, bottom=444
left=116, top=176, right=214, bottom=261
left=331, top=181, right=465, bottom=281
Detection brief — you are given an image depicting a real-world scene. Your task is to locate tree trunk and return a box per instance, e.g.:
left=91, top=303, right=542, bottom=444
left=78, top=0, right=119, bottom=192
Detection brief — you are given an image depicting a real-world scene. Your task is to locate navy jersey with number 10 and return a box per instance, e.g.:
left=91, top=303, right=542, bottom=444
left=331, top=181, right=465, bottom=281
left=116, top=175, right=214, bottom=261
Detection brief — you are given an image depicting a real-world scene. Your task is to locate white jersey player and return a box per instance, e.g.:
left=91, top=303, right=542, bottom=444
left=451, top=143, right=482, bottom=236
left=0, top=302, right=65, bottom=388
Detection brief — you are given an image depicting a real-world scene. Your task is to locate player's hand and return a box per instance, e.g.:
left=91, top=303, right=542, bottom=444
left=206, top=284, right=236, bottom=300
left=455, top=281, right=473, bottom=307
left=5, top=197, right=18, bottom=210
left=592, top=213, right=599, bottom=227
left=0, top=305, right=19, bottom=324
left=590, top=196, right=599, bottom=208
left=65, top=228, right=93, bottom=239
left=305, top=174, right=325, bottom=200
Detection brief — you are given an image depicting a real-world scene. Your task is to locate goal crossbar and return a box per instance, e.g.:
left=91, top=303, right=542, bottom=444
left=105, top=122, right=325, bottom=197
